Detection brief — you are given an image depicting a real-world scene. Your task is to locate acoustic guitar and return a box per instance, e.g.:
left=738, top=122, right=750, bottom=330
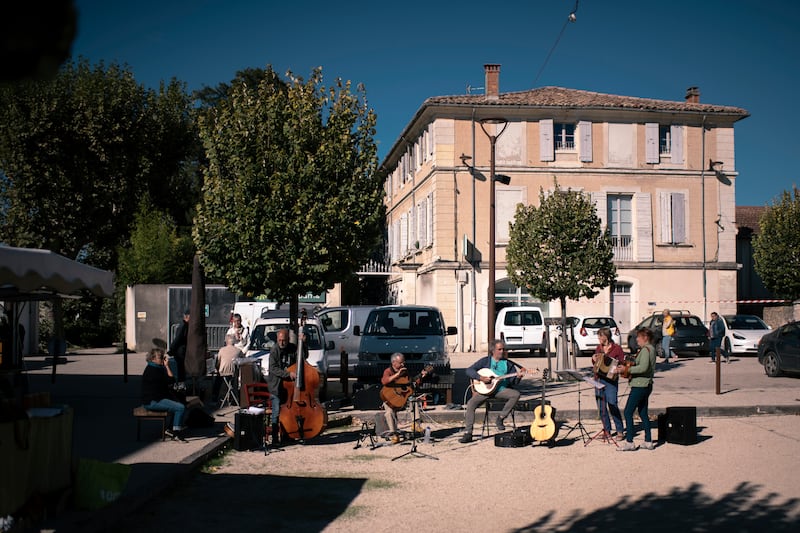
left=471, top=367, right=539, bottom=396
left=380, top=365, right=433, bottom=410
left=530, top=369, right=558, bottom=442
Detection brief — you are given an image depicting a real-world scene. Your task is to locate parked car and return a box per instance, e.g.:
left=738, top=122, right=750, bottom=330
left=495, top=306, right=546, bottom=355
left=555, top=315, right=623, bottom=355
left=316, top=305, right=375, bottom=377
left=244, top=309, right=328, bottom=398
left=627, top=311, right=709, bottom=357
left=722, top=314, right=771, bottom=355
left=757, top=321, right=800, bottom=377
left=354, top=305, right=456, bottom=381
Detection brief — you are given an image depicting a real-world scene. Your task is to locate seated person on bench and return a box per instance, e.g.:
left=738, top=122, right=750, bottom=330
left=141, top=347, right=186, bottom=435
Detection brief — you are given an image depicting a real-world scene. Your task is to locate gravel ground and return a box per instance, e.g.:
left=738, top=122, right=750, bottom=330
left=119, top=414, right=800, bottom=533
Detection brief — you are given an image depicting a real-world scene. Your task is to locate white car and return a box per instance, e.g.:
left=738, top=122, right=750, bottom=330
left=555, top=315, right=623, bottom=355
left=495, top=306, right=546, bottom=355
left=722, top=314, right=770, bottom=355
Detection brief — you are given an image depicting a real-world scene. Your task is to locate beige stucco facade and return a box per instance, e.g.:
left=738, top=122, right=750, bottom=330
left=380, top=66, right=749, bottom=352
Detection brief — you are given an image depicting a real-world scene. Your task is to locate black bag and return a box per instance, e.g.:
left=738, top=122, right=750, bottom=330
left=185, top=408, right=214, bottom=428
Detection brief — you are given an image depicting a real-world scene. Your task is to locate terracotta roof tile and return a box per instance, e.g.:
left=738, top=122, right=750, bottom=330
left=736, top=206, right=765, bottom=232
left=425, top=86, right=749, bottom=116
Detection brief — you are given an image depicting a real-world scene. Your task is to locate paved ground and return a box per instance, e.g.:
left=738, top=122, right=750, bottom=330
left=11, top=347, right=800, bottom=531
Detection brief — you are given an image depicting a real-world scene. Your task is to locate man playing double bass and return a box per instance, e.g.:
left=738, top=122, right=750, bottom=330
left=380, top=353, right=429, bottom=443
left=266, top=328, right=305, bottom=447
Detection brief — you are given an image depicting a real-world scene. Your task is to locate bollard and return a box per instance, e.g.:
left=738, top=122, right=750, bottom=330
left=123, top=343, right=128, bottom=383
left=340, top=349, right=349, bottom=397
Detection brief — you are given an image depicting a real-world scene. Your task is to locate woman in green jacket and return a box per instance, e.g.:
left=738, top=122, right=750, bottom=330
left=620, top=327, right=657, bottom=451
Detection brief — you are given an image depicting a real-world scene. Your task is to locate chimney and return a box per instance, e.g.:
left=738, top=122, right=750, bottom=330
left=484, top=64, right=500, bottom=101
left=685, top=86, right=700, bottom=103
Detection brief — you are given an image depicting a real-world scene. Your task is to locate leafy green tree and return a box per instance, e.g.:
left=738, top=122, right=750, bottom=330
left=194, top=66, right=385, bottom=317
left=753, top=187, right=800, bottom=301
left=506, top=180, right=617, bottom=369
left=117, top=197, right=194, bottom=285
left=0, top=58, right=200, bottom=270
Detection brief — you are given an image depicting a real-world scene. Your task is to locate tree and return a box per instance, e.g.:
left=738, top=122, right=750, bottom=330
left=194, top=66, right=385, bottom=318
left=506, top=180, right=617, bottom=369
left=0, top=58, right=200, bottom=270
left=752, top=187, right=800, bottom=301
left=117, top=197, right=194, bottom=285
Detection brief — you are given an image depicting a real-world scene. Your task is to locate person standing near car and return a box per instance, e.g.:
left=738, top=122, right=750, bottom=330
left=168, top=309, right=190, bottom=384
left=227, top=313, right=250, bottom=352
left=709, top=312, right=729, bottom=364
left=661, top=309, right=676, bottom=364
left=592, top=327, right=626, bottom=440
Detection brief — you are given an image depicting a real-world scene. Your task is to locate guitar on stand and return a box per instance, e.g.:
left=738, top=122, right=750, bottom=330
left=530, top=369, right=558, bottom=444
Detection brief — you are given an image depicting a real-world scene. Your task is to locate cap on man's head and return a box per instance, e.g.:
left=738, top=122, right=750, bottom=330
left=183, top=309, right=190, bottom=316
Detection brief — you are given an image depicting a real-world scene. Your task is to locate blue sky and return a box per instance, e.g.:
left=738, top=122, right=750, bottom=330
left=71, top=0, right=799, bottom=207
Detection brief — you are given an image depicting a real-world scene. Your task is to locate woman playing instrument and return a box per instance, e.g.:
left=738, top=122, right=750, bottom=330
left=619, top=327, right=657, bottom=451
left=591, top=327, right=626, bottom=440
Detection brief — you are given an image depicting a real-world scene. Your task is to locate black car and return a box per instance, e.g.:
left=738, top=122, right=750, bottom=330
left=627, top=311, right=709, bottom=356
left=757, top=321, right=800, bottom=377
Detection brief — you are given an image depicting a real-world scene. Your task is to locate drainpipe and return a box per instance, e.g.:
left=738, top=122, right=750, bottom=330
left=471, top=107, right=477, bottom=352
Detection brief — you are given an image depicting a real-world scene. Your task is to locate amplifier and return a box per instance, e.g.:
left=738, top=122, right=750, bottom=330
left=234, top=411, right=265, bottom=451
left=665, top=406, right=697, bottom=445
left=352, top=385, right=383, bottom=410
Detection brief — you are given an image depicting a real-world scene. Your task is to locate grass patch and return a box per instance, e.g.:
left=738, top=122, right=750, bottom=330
left=200, top=444, right=233, bottom=473
left=365, top=478, right=398, bottom=490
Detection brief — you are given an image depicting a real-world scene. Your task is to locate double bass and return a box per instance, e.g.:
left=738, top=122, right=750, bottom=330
left=279, top=310, right=328, bottom=442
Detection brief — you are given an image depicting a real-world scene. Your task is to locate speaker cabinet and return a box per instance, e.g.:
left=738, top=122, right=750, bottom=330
left=234, top=411, right=265, bottom=451
left=352, top=384, right=382, bottom=410
left=665, top=406, right=697, bottom=445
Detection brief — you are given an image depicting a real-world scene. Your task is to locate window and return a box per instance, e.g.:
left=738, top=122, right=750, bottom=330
left=659, top=125, right=671, bottom=154
left=659, top=192, right=686, bottom=244
left=555, top=123, right=575, bottom=150
left=608, top=195, right=633, bottom=260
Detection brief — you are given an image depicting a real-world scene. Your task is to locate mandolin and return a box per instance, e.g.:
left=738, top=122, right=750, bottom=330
left=471, top=367, right=539, bottom=396
left=530, top=369, right=558, bottom=442
left=380, top=365, right=433, bottom=410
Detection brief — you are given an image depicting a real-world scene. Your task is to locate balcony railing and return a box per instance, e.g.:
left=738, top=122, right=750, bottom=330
left=611, top=235, right=633, bottom=261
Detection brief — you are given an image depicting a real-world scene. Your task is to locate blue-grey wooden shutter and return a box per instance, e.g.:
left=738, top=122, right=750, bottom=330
left=670, top=125, right=684, bottom=164
left=672, top=192, right=686, bottom=243
left=540, top=119, right=554, bottom=162
left=579, top=121, right=593, bottom=162
left=645, top=123, right=659, bottom=163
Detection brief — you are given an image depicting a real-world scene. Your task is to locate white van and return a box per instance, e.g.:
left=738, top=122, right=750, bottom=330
left=495, top=306, right=546, bottom=355
left=316, top=305, right=375, bottom=377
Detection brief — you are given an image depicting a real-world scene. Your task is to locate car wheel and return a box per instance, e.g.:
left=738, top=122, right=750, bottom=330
left=723, top=338, right=732, bottom=354
left=318, top=374, right=328, bottom=401
left=763, top=352, right=781, bottom=377
left=572, top=341, right=580, bottom=357
left=655, top=343, right=664, bottom=358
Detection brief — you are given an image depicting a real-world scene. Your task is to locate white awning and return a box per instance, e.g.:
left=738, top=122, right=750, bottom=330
left=0, top=246, right=114, bottom=299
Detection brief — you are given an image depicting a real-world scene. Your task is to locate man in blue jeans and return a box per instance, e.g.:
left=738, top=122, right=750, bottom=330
left=660, top=309, right=676, bottom=363
left=709, top=312, right=729, bottom=363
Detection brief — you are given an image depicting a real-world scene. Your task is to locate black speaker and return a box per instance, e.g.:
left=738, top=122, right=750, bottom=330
left=234, top=411, right=265, bottom=451
left=665, top=406, right=696, bottom=445
left=352, top=385, right=382, bottom=410
left=657, top=413, right=669, bottom=443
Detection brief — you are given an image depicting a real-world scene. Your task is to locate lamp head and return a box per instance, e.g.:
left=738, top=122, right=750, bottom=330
left=494, top=174, right=511, bottom=185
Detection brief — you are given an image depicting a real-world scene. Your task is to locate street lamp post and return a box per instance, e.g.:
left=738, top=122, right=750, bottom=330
left=479, top=118, right=508, bottom=347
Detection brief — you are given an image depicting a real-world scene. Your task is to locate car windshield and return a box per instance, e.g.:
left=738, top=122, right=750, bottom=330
left=249, top=323, right=323, bottom=350
left=363, top=309, right=442, bottom=336
left=583, top=317, right=617, bottom=328
left=724, top=315, right=768, bottom=330
left=676, top=316, right=703, bottom=327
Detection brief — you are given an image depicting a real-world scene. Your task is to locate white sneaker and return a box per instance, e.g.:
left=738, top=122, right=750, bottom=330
left=617, top=441, right=638, bottom=451
left=641, top=441, right=655, bottom=450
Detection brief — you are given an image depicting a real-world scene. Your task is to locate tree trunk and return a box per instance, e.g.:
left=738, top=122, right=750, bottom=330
left=558, top=295, right=572, bottom=371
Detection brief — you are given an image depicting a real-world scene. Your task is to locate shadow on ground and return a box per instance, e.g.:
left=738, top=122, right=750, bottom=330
left=515, top=481, right=800, bottom=532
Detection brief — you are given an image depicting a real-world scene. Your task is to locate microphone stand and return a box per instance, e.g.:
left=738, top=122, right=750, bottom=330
left=392, top=395, right=438, bottom=461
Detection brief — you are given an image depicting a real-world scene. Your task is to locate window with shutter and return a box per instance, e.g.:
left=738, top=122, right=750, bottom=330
left=400, top=213, right=408, bottom=255
left=634, top=193, right=653, bottom=261
left=540, top=119, right=554, bottom=162
left=555, top=123, right=575, bottom=151
left=658, top=192, right=687, bottom=244
left=427, top=192, right=434, bottom=246
left=670, top=125, right=684, bottom=164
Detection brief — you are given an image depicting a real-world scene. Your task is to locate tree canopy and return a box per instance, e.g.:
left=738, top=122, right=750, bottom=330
left=752, top=187, right=800, bottom=301
left=0, top=58, right=200, bottom=270
left=506, top=180, right=617, bottom=367
left=194, top=66, right=385, bottom=307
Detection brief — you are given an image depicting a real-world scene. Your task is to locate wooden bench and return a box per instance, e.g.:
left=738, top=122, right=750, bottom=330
left=133, top=407, right=169, bottom=441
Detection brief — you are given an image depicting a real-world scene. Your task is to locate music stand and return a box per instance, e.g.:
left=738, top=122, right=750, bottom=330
left=392, top=395, right=438, bottom=461
left=555, top=370, right=591, bottom=444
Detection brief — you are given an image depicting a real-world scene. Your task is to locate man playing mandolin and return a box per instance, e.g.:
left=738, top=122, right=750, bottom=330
left=380, top=353, right=428, bottom=443
left=458, top=339, right=529, bottom=444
